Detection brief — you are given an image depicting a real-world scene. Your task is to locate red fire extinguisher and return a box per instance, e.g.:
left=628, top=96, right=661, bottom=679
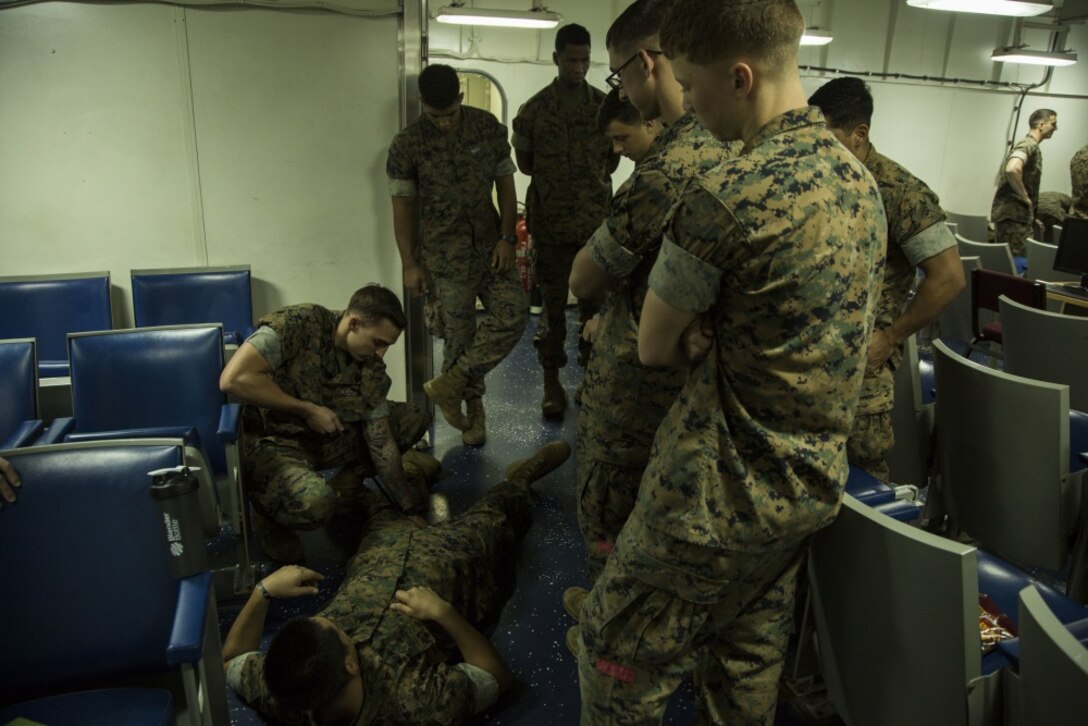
left=515, top=214, right=534, bottom=293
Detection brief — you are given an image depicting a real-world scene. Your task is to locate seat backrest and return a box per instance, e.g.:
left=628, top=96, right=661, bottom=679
left=933, top=340, right=1073, bottom=570
left=937, top=256, right=980, bottom=344
left=1017, top=584, right=1088, bottom=723
left=809, top=495, right=980, bottom=726
left=1025, top=238, right=1081, bottom=284
left=887, top=334, right=930, bottom=486
left=956, top=234, right=1015, bottom=275
left=68, top=325, right=228, bottom=473
left=131, top=266, right=254, bottom=344
left=945, top=211, right=990, bottom=242
left=0, top=273, right=112, bottom=377
left=1001, top=295, right=1088, bottom=413
left=0, top=442, right=184, bottom=705
left=0, top=338, right=38, bottom=442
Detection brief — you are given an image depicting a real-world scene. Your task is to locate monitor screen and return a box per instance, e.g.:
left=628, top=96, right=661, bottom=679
left=1054, top=217, right=1088, bottom=280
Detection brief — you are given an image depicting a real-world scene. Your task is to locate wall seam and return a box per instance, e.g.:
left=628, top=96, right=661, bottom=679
left=173, top=7, right=209, bottom=266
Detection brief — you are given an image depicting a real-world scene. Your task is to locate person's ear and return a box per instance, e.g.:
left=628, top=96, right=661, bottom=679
left=552, top=50, right=559, bottom=67
left=732, top=63, right=754, bottom=95
left=852, top=123, right=870, bottom=146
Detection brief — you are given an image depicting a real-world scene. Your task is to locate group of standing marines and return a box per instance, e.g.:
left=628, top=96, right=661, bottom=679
left=213, top=0, right=1073, bottom=723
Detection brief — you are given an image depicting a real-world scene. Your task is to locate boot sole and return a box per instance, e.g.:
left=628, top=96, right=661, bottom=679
left=423, top=379, right=468, bottom=430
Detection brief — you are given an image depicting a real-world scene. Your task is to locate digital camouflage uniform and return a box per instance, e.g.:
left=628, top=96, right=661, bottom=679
left=1071, top=145, right=1088, bottom=220
left=577, top=115, right=736, bottom=579
left=242, top=305, right=429, bottom=530
left=226, top=478, right=533, bottom=725
left=848, top=145, right=953, bottom=481
left=512, top=80, right=613, bottom=368
left=1035, top=191, right=1070, bottom=238
left=387, top=106, right=527, bottom=401
left=576, top=107, right=885, bottom=725
left=991, top=135, right=1043, bottom=256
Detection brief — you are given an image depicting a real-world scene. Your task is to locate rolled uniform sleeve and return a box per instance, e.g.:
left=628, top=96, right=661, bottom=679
left=648, top=185, right=737, bottom=314
left=588, top=169, right=676, bottom=279
left=226, top=652, right=308, bottom=725
left=901, top=220, right=957, bottom=267
left=398, top=662, right=482, bottom=724
left=245, top=326, right=283, bottom=370
left=387, top=133, right=419, bottom=197
left=452, top=662, right=500, bottom=714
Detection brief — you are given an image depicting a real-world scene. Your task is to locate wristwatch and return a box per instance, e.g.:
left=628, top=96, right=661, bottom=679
left=500, top=233, right=517, bottom=244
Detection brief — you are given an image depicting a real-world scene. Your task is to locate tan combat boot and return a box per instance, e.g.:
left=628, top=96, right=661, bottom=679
left=505, top=440, right=572, bottom=488
left=424, top=367, right=469, bottom=430
left=251, top=511, right=304, bottom=564
left=541, top=367, right=567, bottom=418
left=562, top=585, right=589, bottom=622
left=463, top=397, right=486, bottom=446
left=402, top=449, right=443, bottom=487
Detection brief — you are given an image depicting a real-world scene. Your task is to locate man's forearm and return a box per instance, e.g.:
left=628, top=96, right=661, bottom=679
left=495, top=175, right=517, bottom=238
left=222, top=587, right=270, bottom=664
left=1005, top=167, right=1030, bottom=202
left=392, top=196, right=420, bottom=268
left=227, top=372, right=314, bottom=420
left=434, top=606, right=513, bottom=691
left=366, top=418, right=426, bottom=512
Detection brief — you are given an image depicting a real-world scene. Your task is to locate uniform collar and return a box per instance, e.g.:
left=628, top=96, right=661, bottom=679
left=743, top=106, right=825, bottom=153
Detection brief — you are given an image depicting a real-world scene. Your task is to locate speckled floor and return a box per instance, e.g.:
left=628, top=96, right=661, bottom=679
left=220, top=308, right=814, bottom=725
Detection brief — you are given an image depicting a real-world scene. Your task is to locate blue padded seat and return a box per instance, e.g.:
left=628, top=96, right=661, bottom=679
left=0, top=443, right=218, bottom=710
left=0, top=688, right=173, bottom=726
left=131, top=266, right=255, bottom=345
left=845, top=465, right=922, bottom=522
left=0, top=338, right=42, bottom=448
left=0, top=272, right=112, bottom=378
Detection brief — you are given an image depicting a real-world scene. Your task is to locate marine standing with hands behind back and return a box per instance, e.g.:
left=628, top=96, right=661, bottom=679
left=513, top=24, right=618, bottom=418
left=388, top=64, right=528, bottom=446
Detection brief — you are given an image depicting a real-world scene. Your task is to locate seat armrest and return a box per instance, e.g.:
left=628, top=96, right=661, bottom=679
left=1, top=420, right=45, bottom=449
left=218, top=404, right=241, bottom=443
left=35, top=417, right=77, bottom=445
left=1080, top=452, right=1088, bottom=467
left=167, top=571, right=213, bottom=665
left=65, top=426, right=199, bottom=448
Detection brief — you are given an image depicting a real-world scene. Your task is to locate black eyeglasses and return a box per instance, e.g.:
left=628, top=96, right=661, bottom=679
left=606, top=49, right=662, bottom=90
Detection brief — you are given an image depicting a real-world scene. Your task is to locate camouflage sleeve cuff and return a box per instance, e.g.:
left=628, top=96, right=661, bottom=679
left=510, top=132, right=531, bottom=153
left=587, top=221, right=640, bottom=278
left=901, top=221, right=957, bottom=268
left=389, top=178, right=418, bottom=197
left=1008, top=148, right=1029, bottom=164
left=495, top=158, right=517, bottom=178
left=648, top=236, right=721, bottom=314
left=453, top=662, right=500, bottom=714
left=245, top=326, right=283, bottom=370
left=225, top=652, right=261, bottom=698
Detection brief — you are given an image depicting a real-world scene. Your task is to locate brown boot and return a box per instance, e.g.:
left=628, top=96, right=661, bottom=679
left=402, top=449, right=442, bottom=486
left=505, top=441, right=571, bottom=488
left=562, top=586, right=589, bottom=622
left=541, top=368, right=567, bottom=418
left=463, top=397, right=486, bottom=446
left=424, top=368, right=469, bottom=430
left=251, top=511, right=304, bottom=563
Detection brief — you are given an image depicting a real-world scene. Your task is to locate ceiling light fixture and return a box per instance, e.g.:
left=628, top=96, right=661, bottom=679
left=991, top=46, right=1078, bottom=65
left=433, top=3, right=563, bottom=29
left=905, top=1, right=1053, bottom=17
left=800, top=28, right=833, bottom=46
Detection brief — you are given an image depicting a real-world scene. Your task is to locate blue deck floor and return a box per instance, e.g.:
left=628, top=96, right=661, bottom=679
left=220, top=308, right=822, bottom=724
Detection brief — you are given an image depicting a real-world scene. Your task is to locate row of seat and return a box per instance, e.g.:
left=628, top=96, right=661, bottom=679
left=0, top=265, right=255, bottom=378
left=0, top=326, right=256, bottom=599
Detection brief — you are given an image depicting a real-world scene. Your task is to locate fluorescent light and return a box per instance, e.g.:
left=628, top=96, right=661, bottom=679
left=433, top=6, right=563, bottom=29
left=991, top=47, right=1078, bottom=65
left=800, top=28, right=833, bottom=46
left=906, top=1, right=1053, bottom=17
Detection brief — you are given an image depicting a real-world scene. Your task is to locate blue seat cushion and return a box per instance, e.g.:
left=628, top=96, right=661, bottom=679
left=0, top=688, right=173, bottom=726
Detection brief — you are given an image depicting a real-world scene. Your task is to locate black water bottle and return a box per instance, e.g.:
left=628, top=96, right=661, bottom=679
left=149, top=466, right=209, bottom=578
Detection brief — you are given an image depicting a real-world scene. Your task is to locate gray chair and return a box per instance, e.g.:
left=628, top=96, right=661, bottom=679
left=1012, top=584, right=1088, bottom=724
left=887, top=334, right=933, bottom=487
left=808, top=495, right=1000, bottom=726
left=1001, top=295, right=1088, bottom=413
left=945, top=211, right=990, bottom=242
left=935, top=255, right=980, bottom=347
left=933, top=339, right=1088, bottom=601
left=1025, top=238, right=1080, bottom=284
left=945, top=220, right=958, bottom=236
left=956, top=234, right=1016, bottom=275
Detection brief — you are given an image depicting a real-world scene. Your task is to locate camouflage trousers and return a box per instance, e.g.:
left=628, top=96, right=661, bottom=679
left=577, top=526, right=804, bottom=725
left=532, top=242, right=600, bottom=369
left=993, top=218, right=1032, bottom=257
left=432, top=264, right=528, bottom=400
left=577, top=456, right=644, bottom=581
left=244, top=402, right=429, bottom=529
left=846, top=410, right=893, bottom=482
left=389, top=478, right=533, bottom=628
